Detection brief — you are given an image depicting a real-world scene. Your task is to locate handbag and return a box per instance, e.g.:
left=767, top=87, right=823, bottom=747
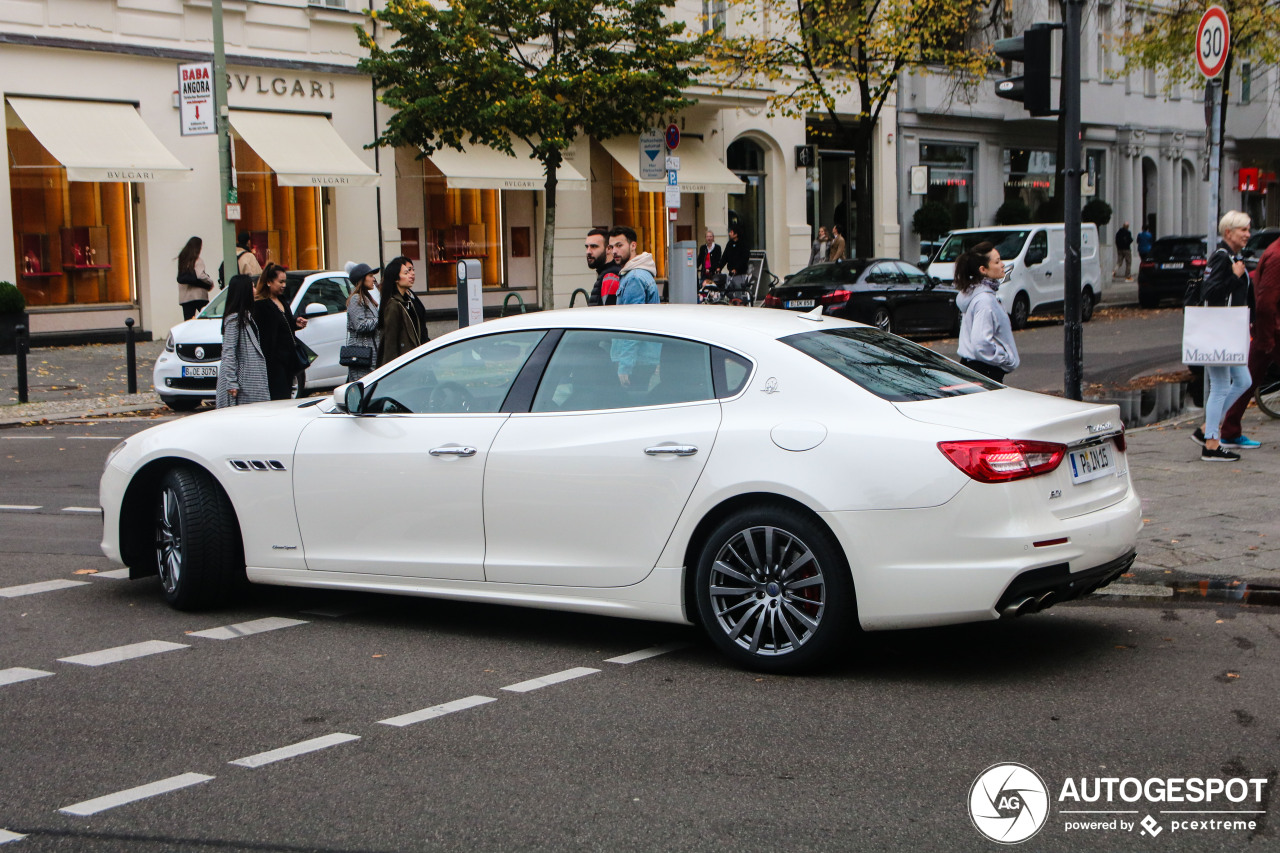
left=1182, top=303, right=1250, bottom=366
left=339, top=344, right=374, bottom=369
left=294, top=337, right=318, bottom=372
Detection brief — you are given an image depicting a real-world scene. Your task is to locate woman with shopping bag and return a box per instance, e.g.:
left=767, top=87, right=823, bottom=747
left=1185, top=211, right=1254, bottom=462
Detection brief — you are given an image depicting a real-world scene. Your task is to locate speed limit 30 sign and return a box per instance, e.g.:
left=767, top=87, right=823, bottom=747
left=1196, top=5, right=1230, bottom=78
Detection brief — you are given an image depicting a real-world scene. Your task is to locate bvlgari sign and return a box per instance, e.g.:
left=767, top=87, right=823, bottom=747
left=178, top=62, right=215, bottom=136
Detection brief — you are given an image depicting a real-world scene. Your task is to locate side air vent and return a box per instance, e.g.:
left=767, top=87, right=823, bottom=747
left=228, top=459, right=288, bottom=472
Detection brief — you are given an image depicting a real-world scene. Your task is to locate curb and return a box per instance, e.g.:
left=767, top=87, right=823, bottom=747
left=0, top=402, right=170, bottom=429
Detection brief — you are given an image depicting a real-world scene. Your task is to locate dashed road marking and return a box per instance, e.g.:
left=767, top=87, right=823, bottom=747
left=58, top=640, right=188, bottom=667
left=605, top=642, right=691, bottom=665
left=0, top=505, right=41, bottom=512
left=58, top=773, right=214, bottom=816
left=501, top=667, right=600, bottom=693
left=378, top=695, right=496, bottom=728
left=60, top=507, right=99, bottom=514
left=93, top=569, right=132, bottom=580
left=0, top=828, right=25, bottom=844
left=1, top=435, right=128, bottom=440
left=229, top=733, right=360, bottom=769
left=0, top=579, right=88, bottom=598
left=0, top=668, right=54, bottom=687
left=188, top=617, right=308, bottom=640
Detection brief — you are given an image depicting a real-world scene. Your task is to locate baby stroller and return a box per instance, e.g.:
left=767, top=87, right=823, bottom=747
left=698, top=273, right=754, bottom=306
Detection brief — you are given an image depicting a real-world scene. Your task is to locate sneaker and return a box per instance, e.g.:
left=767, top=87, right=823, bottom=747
left=1201, top=445, right=1241, bottom=462
left=1190, top=427, right=1206, bottom=446
left=1220, top=435, right=1261, bottom=449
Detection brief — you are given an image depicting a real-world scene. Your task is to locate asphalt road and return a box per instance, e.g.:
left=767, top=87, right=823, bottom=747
left=1, top=313, right=1276, bottom=852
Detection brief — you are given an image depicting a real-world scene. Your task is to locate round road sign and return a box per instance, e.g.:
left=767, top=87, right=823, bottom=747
left=665, top=123, right=680, bottom=150
left=1196, top=6, right=1230, bottom=79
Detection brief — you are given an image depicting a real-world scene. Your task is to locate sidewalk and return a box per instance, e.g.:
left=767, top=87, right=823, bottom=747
left=0, top=340, right=166, bottom=425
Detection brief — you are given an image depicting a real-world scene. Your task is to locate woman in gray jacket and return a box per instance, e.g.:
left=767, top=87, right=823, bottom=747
left=344, top=262, right=380, bottom=382
left=954, top=241, right=1020, bottom=383
left=215, top=275, right=270, bottom=408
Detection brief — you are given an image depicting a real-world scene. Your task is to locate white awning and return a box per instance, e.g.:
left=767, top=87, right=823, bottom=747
left=424, top=140, right=586, bottom=191
left=599, top=136, right=744, bottom=194
left=229, top=110, right=379, bottom=187
left=6, top=97, right=192, bottom=183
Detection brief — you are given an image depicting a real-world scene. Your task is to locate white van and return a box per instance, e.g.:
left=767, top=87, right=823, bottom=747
left=926, top=223, right=1103, bottom=329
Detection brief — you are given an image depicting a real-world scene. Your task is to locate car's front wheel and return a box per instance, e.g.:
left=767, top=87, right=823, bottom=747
left=694, top=505, right=856, bottom=672
left=1081, top=286, right=1095, bottom=322
left=155, top=467, right=244, bottom=610
left=871, top=307, right=893, bottom=334
left=290, top=371, right=308, bottom=400
left=1010, top=292, right=1030, bottom=330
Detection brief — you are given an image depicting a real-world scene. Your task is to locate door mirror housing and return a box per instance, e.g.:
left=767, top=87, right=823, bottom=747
left=304, top=302, right=328, bottom=318
left=338, top=382, right=364, bottom=414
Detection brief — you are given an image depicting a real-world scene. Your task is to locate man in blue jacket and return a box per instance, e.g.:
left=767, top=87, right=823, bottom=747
left=607, top=226, right=661, bottom=388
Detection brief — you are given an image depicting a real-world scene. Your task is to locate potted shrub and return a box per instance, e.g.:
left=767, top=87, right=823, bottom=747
left=1082, top=198, right=1113, bottom=227
left=994, top=198, right=1032, bottom=225
left=0, top=281, right=27, bottom=356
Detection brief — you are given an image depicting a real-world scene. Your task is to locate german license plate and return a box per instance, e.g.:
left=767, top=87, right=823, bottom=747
left=1068, top=443, right=1115, bottom=484
left=1162, top=262, right=1184, bottom=270
left=786, top=299, right=815, bottom=309
left=182, top=365, right=217, bottom=378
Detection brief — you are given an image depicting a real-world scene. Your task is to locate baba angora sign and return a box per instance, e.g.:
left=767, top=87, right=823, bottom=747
left=178, top=62, right=214, bottom=137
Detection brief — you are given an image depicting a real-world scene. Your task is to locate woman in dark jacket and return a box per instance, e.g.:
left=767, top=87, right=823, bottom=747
left=251, top=263, right=308, bottom=400
left=376, top=256, right=427, bottom=367
left=1194, top=210, right=1254, bottom=462
left=215, top=275, right=269, bottom=408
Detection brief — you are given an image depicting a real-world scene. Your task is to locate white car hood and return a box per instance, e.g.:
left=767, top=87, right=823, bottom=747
left=170, top=317, right=224, bottom=345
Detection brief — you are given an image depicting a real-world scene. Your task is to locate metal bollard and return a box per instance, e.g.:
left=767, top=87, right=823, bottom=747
left=124, top=317, right=137, bottom=395
left=15, top=323, right=28, bottom=404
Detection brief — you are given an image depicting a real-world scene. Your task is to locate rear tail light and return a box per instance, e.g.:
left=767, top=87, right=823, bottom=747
left=1139, top=260, right=1156, bottom=269
left=937, top=439, right=1067, bottom=483
left=763, top=293, right=782, bottom=308
left=820, top=289, right=851, bottom=306
left=1113, top=426, right=1127, bottom=453
left=1190, top=258, right=1207, bottom=268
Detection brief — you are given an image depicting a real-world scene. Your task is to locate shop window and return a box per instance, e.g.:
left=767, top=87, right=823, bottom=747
left=8, top=127, right=134, bottom=307
left=611, top=160, right=669, bottom=280
left=1003, top=148, right=1056, bottom=217
left=920, top=143, right=974, bottom=229
left=232, top=137, right=323, bottom=271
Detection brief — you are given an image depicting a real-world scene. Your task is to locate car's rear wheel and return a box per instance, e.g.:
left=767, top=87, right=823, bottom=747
left=161, top=396, right=201, bottom=412
left=1081, top=286, right=1095, bottom=322
left=694, top=506, right=856, bottom=672
left=871, top=307, right=892, bottom=333
left=155, top=466, right=244, bottom=610
left=1010, top=292, right=1030, bottom=330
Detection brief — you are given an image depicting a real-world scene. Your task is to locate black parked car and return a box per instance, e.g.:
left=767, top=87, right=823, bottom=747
left=763, top=259, right=960, bottom=337
left=1137, top=236, right=1207, bottom=308
left=1242, top=228, right=1280, bottom=273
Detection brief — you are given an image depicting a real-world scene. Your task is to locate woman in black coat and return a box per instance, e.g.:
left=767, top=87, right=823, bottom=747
left=251, top=263, right=308, bottom=400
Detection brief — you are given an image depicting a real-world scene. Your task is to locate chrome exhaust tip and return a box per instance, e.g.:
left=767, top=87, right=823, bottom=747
left=1001, top=596, right=1034, bottom=617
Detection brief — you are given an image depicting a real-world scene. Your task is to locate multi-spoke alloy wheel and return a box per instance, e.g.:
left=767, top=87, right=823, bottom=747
left=695, top=506, right=855, bottom=672
left=155, top=485, right=183, bottom=596
left=153, top=467, right=244, bottom=610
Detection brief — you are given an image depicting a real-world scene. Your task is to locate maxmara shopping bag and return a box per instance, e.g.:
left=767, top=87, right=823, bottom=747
left=1182, top=305, right=1250, bottom=366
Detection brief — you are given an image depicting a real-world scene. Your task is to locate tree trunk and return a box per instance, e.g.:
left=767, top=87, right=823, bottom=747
left=540, top=149, right=561, bottom=311
left=852, top=122, right=876, bottom=258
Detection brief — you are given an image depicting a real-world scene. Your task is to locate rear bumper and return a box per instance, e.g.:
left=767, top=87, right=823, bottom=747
left=994, top=549, right=1135, bottom=616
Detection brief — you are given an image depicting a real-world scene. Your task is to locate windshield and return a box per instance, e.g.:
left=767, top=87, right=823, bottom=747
left=197, top=273, right=308, bottom=319
left=783, top=327, right=1001, bottom=402
left=936, top=230, right=1032, bottom=264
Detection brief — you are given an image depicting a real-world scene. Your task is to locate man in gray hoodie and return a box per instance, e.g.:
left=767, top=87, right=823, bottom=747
left=607, top=226, right=661, bottom=387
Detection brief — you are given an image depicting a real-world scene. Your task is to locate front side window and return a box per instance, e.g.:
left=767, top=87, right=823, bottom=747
left=532, top=330, right=715, bottom=412
left=784, top=327, right=1000, bottom=402
left=366, top=331, right=546, bottom=414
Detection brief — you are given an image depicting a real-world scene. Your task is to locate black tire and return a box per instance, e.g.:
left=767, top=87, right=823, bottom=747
left=290, top=371, right=307, bottom=400
left=162, top=396, right=202, bottom=412
left=870, top=307, right=892, bottom=334
left=694, top=505, right=857, bottom=673
left=154, top=467, right=244, bottom=610
left=1081, top=287, right=1095, bottom=322
left=1256, top=377, right=1280, bottom=419
left=1010, top=292, right=1030, bottom=331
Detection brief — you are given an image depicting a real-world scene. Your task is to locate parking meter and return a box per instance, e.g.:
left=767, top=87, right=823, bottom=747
left=456, top=259, right=483, bottom=328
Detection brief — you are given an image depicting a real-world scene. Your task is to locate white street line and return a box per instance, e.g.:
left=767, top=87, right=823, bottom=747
left=0, top=668, right=54, bottom=687
left=61, top=507, right=99, bottom=514
left=59, top=640, right=189, bottom=667
left=229, top=733, right=360, bottom=769
left=378, top=695, right=496, bottom=728
left=0, top=828, right=25, bottom=844
left=188, top=617, right=308, bottom=640
left=0, top=436, right=53, bottom=440
left=1095, top=583, right=1175, bottom=598
left=0, top=505, right=41, bottom=512
left=605, top=642, right=691, bottom=665
left=299, top=606, right=366, bottom=618
left=501, top=667, right=600, bottom=693
left=0, top=579, right=88, bottom=598
left=58, top=773, right=214, bottom=816
left=93, top=569, right=132, bottom=580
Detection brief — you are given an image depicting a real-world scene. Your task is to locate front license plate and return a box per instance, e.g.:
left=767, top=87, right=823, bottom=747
left=182, top=365, right=218, bottom=378
left=1162, top=262, right=1184, bottom=270
left=1068, top=443, right=1116, bottom=484
left=786, top=299, right=815, bottom=309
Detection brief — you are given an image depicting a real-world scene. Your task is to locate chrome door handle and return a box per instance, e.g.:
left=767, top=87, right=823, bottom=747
left=645, top=445, right=698, bottom=457
left=429, top=446, right=477, bottom=457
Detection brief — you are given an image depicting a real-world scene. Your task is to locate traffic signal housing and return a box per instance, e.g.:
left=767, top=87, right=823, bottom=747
left=995, top=24, right=1055, bottom=116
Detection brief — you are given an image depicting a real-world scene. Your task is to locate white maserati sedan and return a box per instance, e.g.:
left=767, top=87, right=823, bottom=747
left=102, top=306, right=1141, bottom=671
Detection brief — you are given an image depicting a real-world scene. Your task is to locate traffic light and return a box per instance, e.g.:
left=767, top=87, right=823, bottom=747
left=994, top=24, right=1055, bottom=116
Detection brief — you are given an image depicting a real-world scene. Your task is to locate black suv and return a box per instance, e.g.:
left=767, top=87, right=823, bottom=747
left=1138, top=236, right=1207, bottom=308
left=1242, top=228, right=1280, bottom=273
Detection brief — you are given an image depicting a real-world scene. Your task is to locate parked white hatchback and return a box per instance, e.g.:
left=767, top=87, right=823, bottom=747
left=104, top=306, right=1141, bottom=671
left=152, top=269, right=356, bottom=410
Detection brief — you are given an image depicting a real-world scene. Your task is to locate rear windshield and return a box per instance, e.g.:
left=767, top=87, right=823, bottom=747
left=783, top=327, right=1001, bottom=402
left=936, top=230, right=1031, bottom=263
left=1151, top=239, right=1205, bottom=261
left=786, top=262, right=866, bottom=287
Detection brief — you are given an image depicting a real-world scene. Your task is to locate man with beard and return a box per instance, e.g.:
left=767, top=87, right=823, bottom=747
left=607, top=225, right=661, bottom=389
left=585, top=227, right=621, bottom=305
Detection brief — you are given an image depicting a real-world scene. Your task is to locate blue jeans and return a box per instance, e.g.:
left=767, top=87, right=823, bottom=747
left=1204, top=364, right=1251, bottom=440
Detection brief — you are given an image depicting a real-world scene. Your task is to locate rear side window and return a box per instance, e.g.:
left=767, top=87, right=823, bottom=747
left=783, top=327, right=1001, bottom=402
left=1152, top=239, right=1206, bottom=261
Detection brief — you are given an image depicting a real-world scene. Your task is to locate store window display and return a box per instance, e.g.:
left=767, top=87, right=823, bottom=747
left=232, top=137, right=323, bottom=271
left=610, top=160, right=668, bottom=280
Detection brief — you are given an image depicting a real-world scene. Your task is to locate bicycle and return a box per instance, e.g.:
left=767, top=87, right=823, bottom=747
left=1256, top=361, right=1280, bottom=418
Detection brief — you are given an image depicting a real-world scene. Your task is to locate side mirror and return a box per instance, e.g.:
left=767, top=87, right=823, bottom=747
left=304, top=302, right=328, bottom=317
left=925, top=277, right=940, bottom=290
left=339, top=382, right=364, bottom=414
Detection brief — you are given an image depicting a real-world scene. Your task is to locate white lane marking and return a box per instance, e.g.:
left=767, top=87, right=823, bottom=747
left=0, top=505, right=41, bottom=512
left=501, top=667, right=600, bottom=694
left=1095, top=583, right=1175, bottom=598
left=378, top=695, right=496, bottom=728
left=94, top=569, right=132, bottom=580
left=605, top=642, right=691, bottom=664
left=229, top=733, right=360, bottom=769
left=299, top=606, right=366, bottom=618
left=59, top=640, right=189, bottom=667
left=0, top=667, right=54, bottom=687
left=58, top=773, right=214, bottom=816
left=188, top=617, right=308, bottom=640
left=0, top=828, right=25, bottom=844
left=0, top=579, right=88, bottom=598
left=61, top=507, right=99, bottom=514
left=1, top=435, right=127, bottom=440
